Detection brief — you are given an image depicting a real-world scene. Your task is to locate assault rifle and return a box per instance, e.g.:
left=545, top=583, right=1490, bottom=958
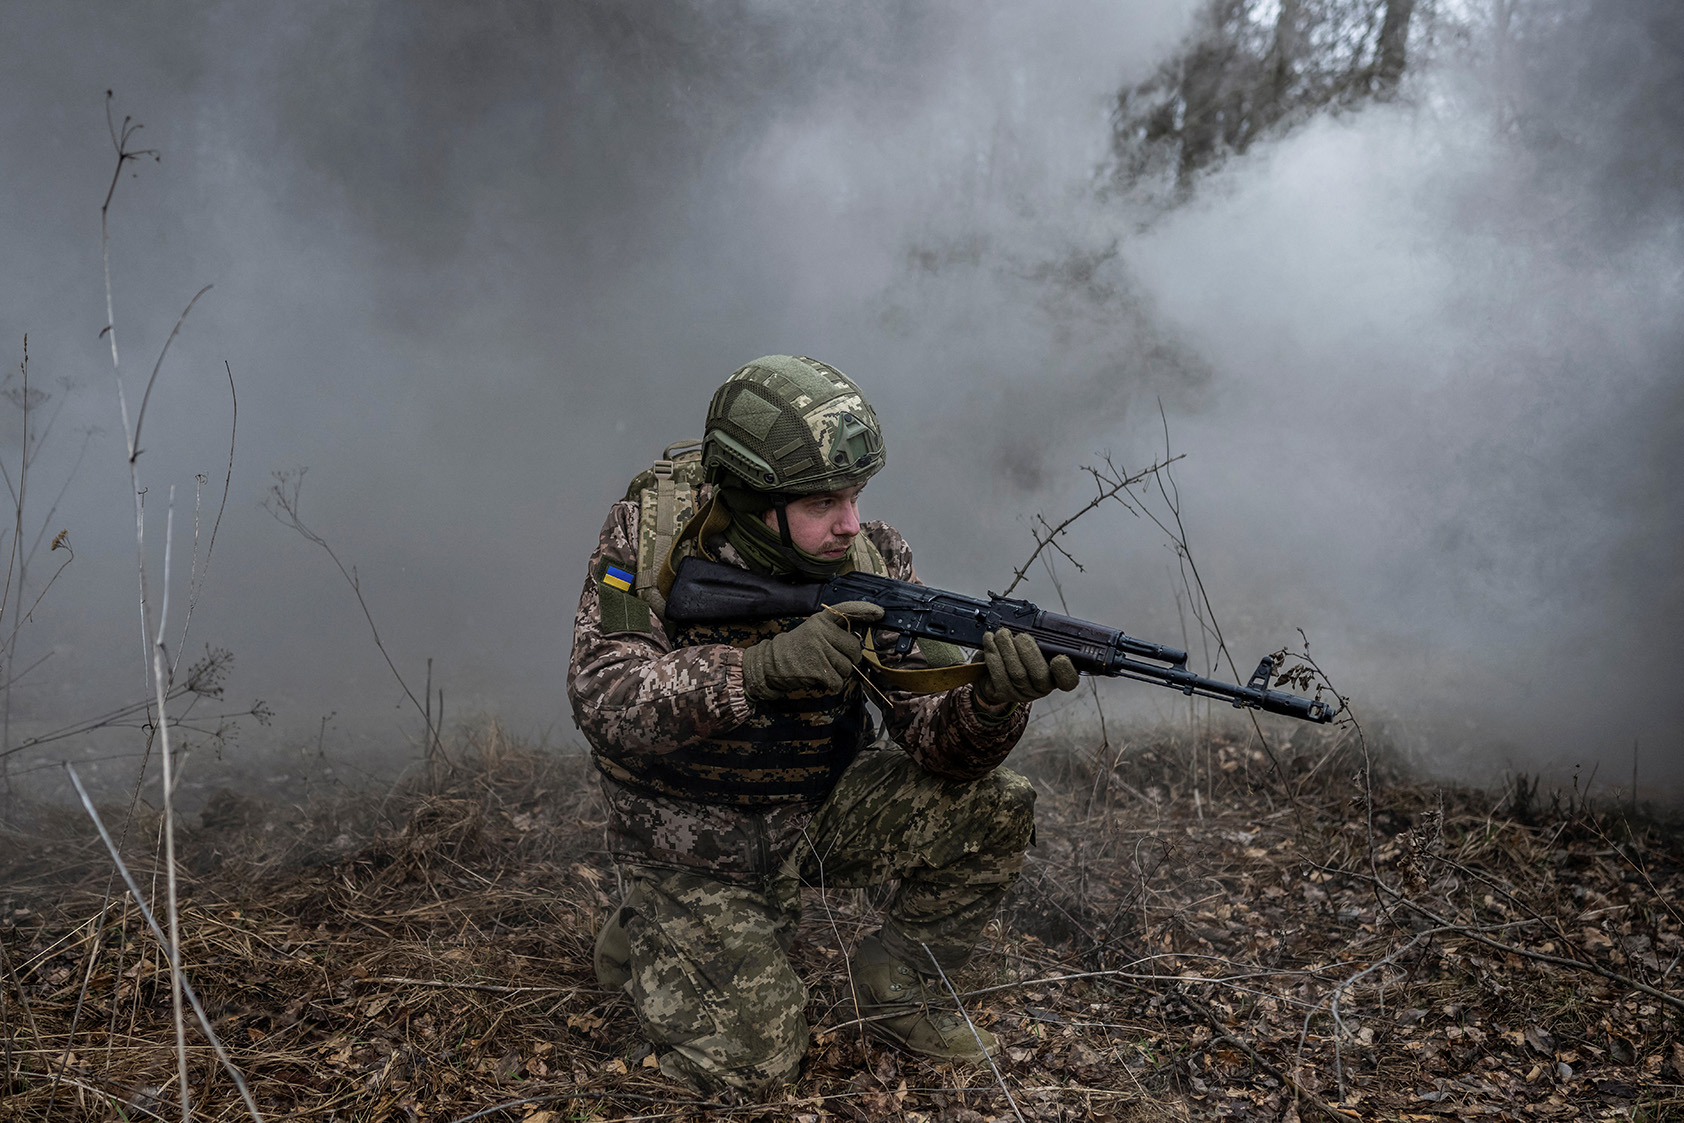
left=665, top=556, right=1338, bottom=723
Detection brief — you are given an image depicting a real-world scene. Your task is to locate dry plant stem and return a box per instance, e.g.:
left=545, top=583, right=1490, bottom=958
left=0, top=338, right=82, bottom=770
left=999, top=454, right=1181, bottom=597
left=1314, top=856, right=1684, bottom=1012
left=958, top=966, right=1324, bottom=1010
left=266, top=472, right=445, bottom=764
left=1285, top=636, right=1386, bottom=920
left=0, top=678, right=212, bottom=759
left=64, top=764, right=266, bottom=1120
left=1437, top=854, right=1592, bottom=962
left=0, top=930, right=43, bottom=1078
left=1296, top=927, right=1454, bottom=1102
left=1, top=340, right=33, bottom=673
left=45, top=900, right=115, bottom=1117
left=150, top=490, right=191, bottom=1120
left=800, top=826, right=871, bottom=1058
left=444, top=1091, right=727, bottom=1123
left=171, top=362, right=235, bottom=675
left=358, top=976, right=579, bottom=996
left=920, top=942, right=1027, bottom=1123
left=128, top=287, right=212, bottom=466
left=1587, top=816, right=1684, bottom=929
left=100, top=103, right=150, bottom=434
left=98, top=102, right=237, bottom=1123
left=1143, top=410, right=1291, bottom=786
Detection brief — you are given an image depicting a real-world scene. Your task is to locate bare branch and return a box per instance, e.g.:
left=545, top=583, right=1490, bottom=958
left=1001, top=454, right=1181, bottom=597
left=264, top=469, right=444, bottom=762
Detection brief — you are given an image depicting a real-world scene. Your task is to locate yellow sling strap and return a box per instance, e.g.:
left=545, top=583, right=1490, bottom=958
left=861, top=630, right=987, bottom=694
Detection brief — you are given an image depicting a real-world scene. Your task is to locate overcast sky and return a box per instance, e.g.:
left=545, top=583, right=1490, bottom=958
left=1, top=0, right=1678, bottom=802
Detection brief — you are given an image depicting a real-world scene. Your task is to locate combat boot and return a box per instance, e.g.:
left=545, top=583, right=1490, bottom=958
left=847, top=932, right=997, bottom=1062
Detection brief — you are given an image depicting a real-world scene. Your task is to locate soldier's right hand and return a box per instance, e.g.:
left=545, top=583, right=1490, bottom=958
left=741, top=601, right=885, bottom=700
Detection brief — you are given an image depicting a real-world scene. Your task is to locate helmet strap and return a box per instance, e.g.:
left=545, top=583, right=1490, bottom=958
left=773, top=500, right=794, bottom=549
left=720, top=495, right=850, bottom=579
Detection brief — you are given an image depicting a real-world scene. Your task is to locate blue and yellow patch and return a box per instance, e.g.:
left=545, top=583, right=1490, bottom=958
left=597, top=559, right=652, bottom=634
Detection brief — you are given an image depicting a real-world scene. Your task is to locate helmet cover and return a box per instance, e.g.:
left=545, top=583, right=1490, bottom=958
left=702, top=355, right=886, bottom=495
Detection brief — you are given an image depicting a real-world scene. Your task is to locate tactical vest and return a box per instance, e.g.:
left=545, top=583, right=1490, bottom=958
left=591, top=442, right=890, bottom=808
left=594, top=611, right=872, bottom=806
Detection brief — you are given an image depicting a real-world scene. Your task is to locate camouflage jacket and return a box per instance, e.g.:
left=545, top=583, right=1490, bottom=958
left=567, top=498, right=1031, bottom=879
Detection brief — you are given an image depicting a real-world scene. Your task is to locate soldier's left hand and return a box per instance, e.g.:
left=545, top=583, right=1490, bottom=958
left=975, top=628, right=1080, bottom=707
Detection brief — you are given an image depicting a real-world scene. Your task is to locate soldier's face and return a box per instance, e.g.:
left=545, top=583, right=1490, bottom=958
left=766, top=485, right=864, bottom=559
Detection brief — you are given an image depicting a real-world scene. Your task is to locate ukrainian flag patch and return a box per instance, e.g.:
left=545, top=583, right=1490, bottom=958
left=602, top=563, right=635, bottom=592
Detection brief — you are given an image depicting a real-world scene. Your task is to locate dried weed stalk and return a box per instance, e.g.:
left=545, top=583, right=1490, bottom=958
left=263, top=467, right=446, bottom=766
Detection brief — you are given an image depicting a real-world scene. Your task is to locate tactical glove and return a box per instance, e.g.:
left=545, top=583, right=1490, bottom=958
left=741, top=601, right=885, bottom=701
left=975, top=627, right=1080, bottom=707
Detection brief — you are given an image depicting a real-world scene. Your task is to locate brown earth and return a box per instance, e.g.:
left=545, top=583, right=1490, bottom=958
left=2, top=722, right=1680, bottom=1122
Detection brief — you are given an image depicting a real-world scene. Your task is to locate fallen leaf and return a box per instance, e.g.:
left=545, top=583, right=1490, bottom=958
left=1524, top=1026, right=1555, bottom=1056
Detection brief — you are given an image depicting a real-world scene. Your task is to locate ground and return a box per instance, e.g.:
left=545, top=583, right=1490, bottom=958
left=1, top=722, right=1680, bottom=1122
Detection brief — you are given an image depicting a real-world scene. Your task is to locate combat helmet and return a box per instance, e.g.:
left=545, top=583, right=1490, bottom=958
left=702, top=355, right=885, bottom=497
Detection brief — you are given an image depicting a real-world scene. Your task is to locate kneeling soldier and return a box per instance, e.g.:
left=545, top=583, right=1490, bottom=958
left=567, top=355, right=1078, bottom=1096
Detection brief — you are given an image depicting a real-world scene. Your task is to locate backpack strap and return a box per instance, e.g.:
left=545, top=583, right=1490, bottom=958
left=635, top=456, right=680, bottom=600
left=655, top=495, right=732, bottom=601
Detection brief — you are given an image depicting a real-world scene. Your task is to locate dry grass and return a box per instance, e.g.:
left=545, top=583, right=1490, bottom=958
left=2, top=721, right=1680, bottom=1122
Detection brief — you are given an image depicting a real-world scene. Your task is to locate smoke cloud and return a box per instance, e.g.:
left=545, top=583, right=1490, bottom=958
left=0, top=0, right=1677, bottom=802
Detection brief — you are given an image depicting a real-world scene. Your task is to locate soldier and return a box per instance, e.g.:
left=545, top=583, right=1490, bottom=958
left=567, top=355, right=1078, bottom=1097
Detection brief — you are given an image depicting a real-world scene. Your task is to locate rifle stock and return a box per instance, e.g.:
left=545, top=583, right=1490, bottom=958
left=665, top=556, right=1338, bottom=723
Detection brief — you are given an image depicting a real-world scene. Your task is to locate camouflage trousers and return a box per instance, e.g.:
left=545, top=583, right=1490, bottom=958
left=594, top=747, right=1035, bottom=1095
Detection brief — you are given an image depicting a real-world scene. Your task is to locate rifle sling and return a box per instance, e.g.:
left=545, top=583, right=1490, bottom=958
left=861, top=630, right=987, bottom=694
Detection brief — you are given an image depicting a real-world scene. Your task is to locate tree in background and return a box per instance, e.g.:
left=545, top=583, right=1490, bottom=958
left=1109, top=0, right=1421, bottom=195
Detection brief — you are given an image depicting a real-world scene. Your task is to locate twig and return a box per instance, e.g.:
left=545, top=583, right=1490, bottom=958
left=1282, top=632, right=1388, bottom=921
left=921, top=942, right=1028, bottom=1123
left=1389, top=890, right=1684, bottom=1014
left=800, top=825, right=871, bottom=1058
left=171, top=362, right=236, bottom=676
left=1177, top=989, right=1349, bottom=1122
left=0, top=929, right=43, bottom=1081
left=0, top=674, right=221, bottom=760
left=64, top=764, right=266, bottom=1120
left=130, top=287, right=212, bottom=465
left=1316, top=859, right=1684, bottom=1013
left=264, top=469, right=445, bottom=763
left=356, top=976, right=578, bottom=996
left=958, top=967, right=1324, bottom=1011
left=1296, top=929, right=1440, bottom=1102
left=999, top=455, right=1180, bottom=597
left=99, top=93, right=158, bottom=450
left=1140, top=407, right=1292, bottom=786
